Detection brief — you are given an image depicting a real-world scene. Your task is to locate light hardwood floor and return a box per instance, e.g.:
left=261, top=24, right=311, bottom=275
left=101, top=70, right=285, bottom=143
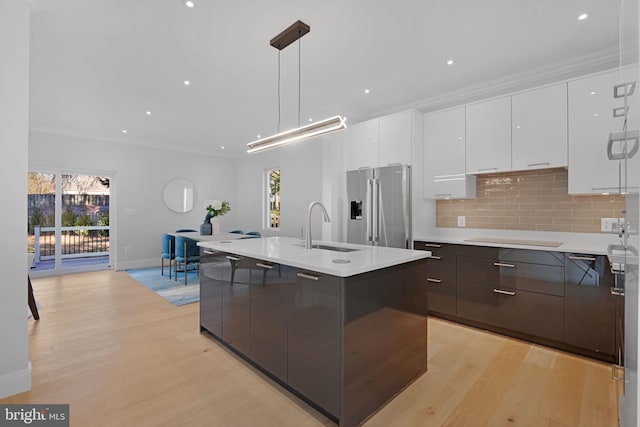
left=1, top=270, right=620, bottom=427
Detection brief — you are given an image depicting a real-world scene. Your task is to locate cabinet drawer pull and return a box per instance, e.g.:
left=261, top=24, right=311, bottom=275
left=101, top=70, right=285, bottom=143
left=493, top=262, right=515, bottom=268
left=203, top=249, right=217, bottom=255
left=435, top=193, right=452, bottom=198
left=297, top=272, right=319, bottom=281
left=428, top=255, right=442, bottom=260
left=527, top=162, right=550, bottom=167
left=477, top=167, right=498, bottom=172
left=611, top=287, right=625, bottom=296
left=424, top=243, right=441, bottom=248
left=612, top=364, right=625, bottom=382
left=427, top=278, right=442, bottom=283
left=493, top=288, right=516, bottom=296
left=226, top=256, right=240, bottom=261
left=255, top=263, right=273, bottom=270
left=568, top=255, right=597, bottom=261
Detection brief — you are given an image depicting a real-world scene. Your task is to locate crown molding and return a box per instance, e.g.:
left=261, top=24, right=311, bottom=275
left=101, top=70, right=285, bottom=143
left=374, top=46, right=632, bottom=117
left=29, top=125, right=244, bottom=159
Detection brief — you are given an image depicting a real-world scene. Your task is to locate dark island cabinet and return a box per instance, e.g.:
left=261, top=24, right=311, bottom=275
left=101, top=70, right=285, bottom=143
left=564, top=253, right=616, bottom=356
left=287, top=269, right=340, bottom=418
left=250, top=261, right=290, bottom=382
left=221, top=255, right=252, bottom=355
left=199, top=249, right=226, bottom=337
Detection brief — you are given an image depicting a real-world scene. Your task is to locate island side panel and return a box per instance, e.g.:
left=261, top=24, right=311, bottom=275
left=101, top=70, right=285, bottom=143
left=341, top=259, right=428, bottom=427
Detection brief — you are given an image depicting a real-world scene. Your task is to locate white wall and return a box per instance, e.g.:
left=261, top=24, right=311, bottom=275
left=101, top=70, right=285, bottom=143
left=235, top=140, right=324, bottom=240
left=0, top=0, right=31, bottom=399
left=29, top=131, right=238, bottom=270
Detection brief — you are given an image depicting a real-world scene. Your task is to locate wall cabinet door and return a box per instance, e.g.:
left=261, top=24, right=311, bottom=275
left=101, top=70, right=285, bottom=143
left=379, top=111, right=414, bottom=167
left=466, top=96, right=512, bottom=174
left=568, top=67, right=640, bottom=194
left=343, top=119, right=379, bottom=171
left=250, top=261, right=289, bottom=382
left=423, top=107, right=476, bottom=199
left=287, top=269, right=340, bottom=417
left=221, top=255, right=252, bottom=355
left=564, top=254, right=615, bottom=356
left=512, top=83, right=568, bottom=171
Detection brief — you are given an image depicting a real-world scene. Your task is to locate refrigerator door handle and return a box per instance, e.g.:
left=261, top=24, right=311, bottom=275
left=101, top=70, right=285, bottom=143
left=366, top=178, right=373, bottom=242
left=372, top=179, right=379, bottom=243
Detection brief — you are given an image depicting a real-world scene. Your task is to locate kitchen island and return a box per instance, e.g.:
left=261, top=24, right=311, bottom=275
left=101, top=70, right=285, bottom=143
left=197, top=236, right=430, bottom=427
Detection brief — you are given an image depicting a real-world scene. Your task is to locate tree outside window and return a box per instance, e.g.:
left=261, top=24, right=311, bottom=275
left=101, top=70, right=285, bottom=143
left=267, top=168, right=280, bottom=229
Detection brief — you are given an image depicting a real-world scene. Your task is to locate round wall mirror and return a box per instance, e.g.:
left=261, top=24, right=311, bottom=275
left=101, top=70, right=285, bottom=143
left=163, top=179, right=195, bottom=213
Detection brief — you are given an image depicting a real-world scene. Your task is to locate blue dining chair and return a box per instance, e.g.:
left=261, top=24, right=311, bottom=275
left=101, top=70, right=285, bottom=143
left=174, top=235, right=200, bottom=285
left=245, top=231, right=261, bottom=237
left=175, top=228, right=197, bottom=232
left=161, top=233, right=175, bottom=279
left=229, top=229, right=244, bottom=234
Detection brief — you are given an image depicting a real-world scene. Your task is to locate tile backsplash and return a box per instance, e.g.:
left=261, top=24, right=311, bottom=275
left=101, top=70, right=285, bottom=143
left=435, top=168, right=625, bottom=233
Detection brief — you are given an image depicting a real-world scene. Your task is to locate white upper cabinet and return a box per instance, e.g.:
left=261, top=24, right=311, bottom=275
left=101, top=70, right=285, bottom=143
left=343, top=119, right=379, bottom=171
left=423, top=107, right=475, bottom=199
left=343, top=111, right=418, bottom=171
left=512, top=83, right=568, bottom=171
left=379, top=111, right=414, bottom=166
left=568, top=67, right=639, bottom=194
left=466, top=96, right=512, bottom=174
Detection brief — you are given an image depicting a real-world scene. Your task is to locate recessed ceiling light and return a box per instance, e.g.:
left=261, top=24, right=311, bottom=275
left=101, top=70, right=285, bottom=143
left=257, top=133, right=261, bottom=138
left=184, top=80, right=190, bottom=86
left=221, top=146, right=225, bottom=150
left=578, top=13, right=588, bottom=20
left=308, top=118, right=313, bottom=122
left=590, top=91, right=596, bottom=95
left=364, top=89, right=370, bottom=94
left=185, top=1, right=195, bottom=7
left=122, top=129, right=127, bottom=134
left=447, top=59, right=454, bottom=65
left=593, top=113, right=599, bottom=117
left=146, top=111, right=152, bottom=116
left=516, top=125, right=521, bottom=129
left=458, top=136, right=463, bottom=140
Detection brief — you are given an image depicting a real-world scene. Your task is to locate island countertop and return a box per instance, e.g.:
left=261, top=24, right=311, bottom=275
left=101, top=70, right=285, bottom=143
left=197, top=236, right=431, bottom=277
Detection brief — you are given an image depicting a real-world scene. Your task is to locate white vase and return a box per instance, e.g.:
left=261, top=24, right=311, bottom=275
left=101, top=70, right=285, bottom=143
left=211, top=216, right=221, bottom=235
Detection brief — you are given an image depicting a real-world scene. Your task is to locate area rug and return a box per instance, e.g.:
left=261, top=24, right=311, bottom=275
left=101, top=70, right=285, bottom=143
left=125, top=267, right=199, bottom=306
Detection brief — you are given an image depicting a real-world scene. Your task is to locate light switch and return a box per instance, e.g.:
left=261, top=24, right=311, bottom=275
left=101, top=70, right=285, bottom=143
left=458, top=216, right=466, bottom=227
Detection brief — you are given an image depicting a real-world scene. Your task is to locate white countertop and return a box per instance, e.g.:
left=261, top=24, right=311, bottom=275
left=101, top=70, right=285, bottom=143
left=414, top=228, right=623, bottom=255
left=197, top=236, right=431, bottom=277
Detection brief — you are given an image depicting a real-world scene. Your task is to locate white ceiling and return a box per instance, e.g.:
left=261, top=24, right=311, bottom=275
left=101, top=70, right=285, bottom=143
left=29, top=0, right=637, bottom=158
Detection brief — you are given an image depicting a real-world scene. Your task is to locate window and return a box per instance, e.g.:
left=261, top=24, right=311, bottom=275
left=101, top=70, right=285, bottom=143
left=266, top=168, right=280, bottom=229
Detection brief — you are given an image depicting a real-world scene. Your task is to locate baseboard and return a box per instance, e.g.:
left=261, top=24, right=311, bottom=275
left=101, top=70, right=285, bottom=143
left=115, top=259, right=160, bottom=271
left=0, top=362, right=31, bottom=400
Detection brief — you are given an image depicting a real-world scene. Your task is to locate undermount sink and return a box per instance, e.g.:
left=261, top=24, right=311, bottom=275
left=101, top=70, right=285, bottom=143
left=312, top=244, right=360, bottom=252
left=293, top=242, right=361, bottom=252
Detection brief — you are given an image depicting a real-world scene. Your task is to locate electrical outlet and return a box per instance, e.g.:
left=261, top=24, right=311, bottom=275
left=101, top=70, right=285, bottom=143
left=601, top=217, right=625, bottom=233
left=457, top=216, right=466, bottom=227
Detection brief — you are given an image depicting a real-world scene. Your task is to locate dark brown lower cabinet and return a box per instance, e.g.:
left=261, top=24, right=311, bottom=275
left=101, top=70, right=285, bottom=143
left=413, top=241, right=618, bottom=362
left=564, top=253, right=616, bottom=356
left=221, top=255, right=252, bottom=355
left=457, top=281, right=563, bottom=341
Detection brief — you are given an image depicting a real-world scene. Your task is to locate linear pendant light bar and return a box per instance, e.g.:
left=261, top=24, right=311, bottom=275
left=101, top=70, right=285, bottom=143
left=247, top=115, right=347, bottom=153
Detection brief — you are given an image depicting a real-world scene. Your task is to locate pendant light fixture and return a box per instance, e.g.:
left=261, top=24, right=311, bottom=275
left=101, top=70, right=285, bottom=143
left=247, top=20, right=346, bottom=153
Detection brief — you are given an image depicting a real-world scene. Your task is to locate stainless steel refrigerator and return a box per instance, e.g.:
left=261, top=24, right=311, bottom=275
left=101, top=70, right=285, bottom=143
left=346, top=164, right=411, bottom=249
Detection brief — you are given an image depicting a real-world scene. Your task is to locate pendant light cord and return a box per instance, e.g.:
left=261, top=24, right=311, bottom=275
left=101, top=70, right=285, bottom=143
left=277, top=50, right=281, bottom=133
left=298, top=32, right=301, bottom=127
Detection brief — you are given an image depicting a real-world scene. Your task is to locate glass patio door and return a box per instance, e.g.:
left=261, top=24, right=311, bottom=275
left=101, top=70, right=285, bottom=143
left=28, top=170, right=112, bottom=275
